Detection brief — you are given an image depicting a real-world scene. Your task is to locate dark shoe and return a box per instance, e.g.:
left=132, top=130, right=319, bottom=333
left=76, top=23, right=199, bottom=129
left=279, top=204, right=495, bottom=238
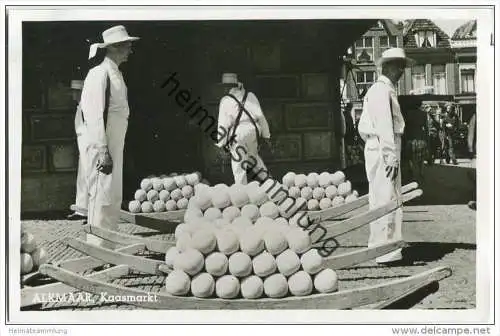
left=467, top=201, right=476, bottom=210
left=67, top=212, right=87, bottom=220
left=452, top=159, right=458, bottom=165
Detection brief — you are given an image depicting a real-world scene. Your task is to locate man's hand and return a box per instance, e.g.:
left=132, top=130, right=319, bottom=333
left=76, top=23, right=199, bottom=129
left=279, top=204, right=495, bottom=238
left=96, top=149, right=113, bottom=175
left=385, top=164, right=399, bottom=181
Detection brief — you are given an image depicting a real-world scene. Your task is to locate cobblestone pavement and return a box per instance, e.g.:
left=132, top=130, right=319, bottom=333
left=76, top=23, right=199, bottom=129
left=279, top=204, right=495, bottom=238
left=20, top=204, right=476, bottom=310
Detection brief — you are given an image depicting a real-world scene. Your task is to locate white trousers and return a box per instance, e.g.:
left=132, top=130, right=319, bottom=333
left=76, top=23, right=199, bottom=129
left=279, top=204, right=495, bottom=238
left=230, top=126, right=267, bottom=185
left=74, top=132, right=89, bottom=213
left=364, top=136, right=403, bottom=263
left=86, top=116, right=128, bottom=249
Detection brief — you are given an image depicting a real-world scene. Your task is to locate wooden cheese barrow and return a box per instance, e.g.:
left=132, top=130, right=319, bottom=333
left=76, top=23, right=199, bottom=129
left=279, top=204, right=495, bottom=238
left=29, top=185, right=451, bottom=310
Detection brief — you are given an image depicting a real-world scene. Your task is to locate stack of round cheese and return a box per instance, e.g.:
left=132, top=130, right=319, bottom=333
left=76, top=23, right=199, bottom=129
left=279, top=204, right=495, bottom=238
left=164, top=182, right=339, bottom=299
left=128, top=172, right=209, bottom=213
left=20, top=231, right=49, bottom=275
left=281, top=171, right=360, bottom=211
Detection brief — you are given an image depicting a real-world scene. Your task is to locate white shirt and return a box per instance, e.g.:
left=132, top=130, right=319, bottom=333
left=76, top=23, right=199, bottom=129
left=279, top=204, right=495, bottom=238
left=358, top=75, right=405, bottom=166
left=80, top=57, right=130, bottom=148
left=216, top=87, right=271, bottom=148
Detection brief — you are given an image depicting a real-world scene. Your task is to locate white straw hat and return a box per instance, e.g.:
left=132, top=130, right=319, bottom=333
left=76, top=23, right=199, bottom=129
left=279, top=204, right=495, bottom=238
left=89, top=25, right=140, bottom=59
left=221, top=73, right=239, bottom=85
left=377, top=47, right=415, bottom=67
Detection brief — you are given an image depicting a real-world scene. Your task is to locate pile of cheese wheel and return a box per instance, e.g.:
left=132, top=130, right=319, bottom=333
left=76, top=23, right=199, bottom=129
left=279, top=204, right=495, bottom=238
left=21, top=231, right=49, bottom=275
left=163, top=180, right=339, bottom=299
left=128, top=172, right=210, bottom=213
left=281, top=171, right=359, bottom=211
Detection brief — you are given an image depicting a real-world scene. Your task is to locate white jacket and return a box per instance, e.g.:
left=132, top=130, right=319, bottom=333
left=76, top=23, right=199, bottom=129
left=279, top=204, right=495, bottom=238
left=358, top=75, right=405, bottom=167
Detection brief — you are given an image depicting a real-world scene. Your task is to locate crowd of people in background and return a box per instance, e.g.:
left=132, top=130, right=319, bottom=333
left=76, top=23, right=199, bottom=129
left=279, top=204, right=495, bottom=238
left=342, top=97, right=476, bottom=202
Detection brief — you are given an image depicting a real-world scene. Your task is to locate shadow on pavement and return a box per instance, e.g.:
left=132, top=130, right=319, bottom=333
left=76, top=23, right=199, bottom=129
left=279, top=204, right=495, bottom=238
left=403, top=241, right=476, bottom=263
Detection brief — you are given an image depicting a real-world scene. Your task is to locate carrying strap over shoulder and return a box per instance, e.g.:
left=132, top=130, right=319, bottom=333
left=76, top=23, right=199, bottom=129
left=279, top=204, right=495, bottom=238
left=225, top=91, right=261, bottom=146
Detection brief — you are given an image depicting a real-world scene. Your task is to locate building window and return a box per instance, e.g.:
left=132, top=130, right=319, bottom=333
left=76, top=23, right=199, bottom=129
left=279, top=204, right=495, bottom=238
left=414, top=31, right=436, bottom=48
left=380, top=36, right=398, bottom=52
left=432, top=64, right=447, bottom=95
left=461, top=69, right=475, bottom=93
left=354, top=37, right=374, bottom=63
left=411, top=65, right=426, bottom=90
left=356, top=71, right=376, bottom=93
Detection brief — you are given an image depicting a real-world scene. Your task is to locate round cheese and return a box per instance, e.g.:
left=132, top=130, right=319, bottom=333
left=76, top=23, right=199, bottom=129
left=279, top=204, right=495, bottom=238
left=21, top=253, right=34, bottom=274
left=325, top=185, right=338, bottom=199
left=191, top=273, right=215, bottom=298
left=300, top=249, right=324, bottom=275
left=228, top=252, right=253, bottom=277
left=319, top=198, right=332, bottom=210
left=152, top=178, right=164, bottom=191
left=181, top=185, right=194, bottom=198
left=153, top=200, right=166, bottom=212
left=263, top=230, right=288, bottom=256
left=159, top=189, right=171, bottom=202
left=170, top=188, right=183, bottom=202
left=276, top=249, right=301, bottom=276
left=288, top=271, right=313, bottom=296
left=128, top=200, right=142, bottom=213
left=147, top=190, right=159, bottom=202
left=240, top=275, right=264, bottom=299
left=205, top=252, right=229, bottom=277
left=239, top=229, right=265, bottom=256
left=204, top=207, right=222, bottom=221
left=294, top=174, right=307, bottom=188
left=312, top=187, right=325, bottom=200
left=212, top=190, right=231, bottom=209
left=330, top=171, right=345, bottom=186
left=31, top=247, right=49, bottom=267
left=163, top=177, right=176, bottom=191
left=314, top=268, right=339, bottom=293
left=286, top=228, right=312, bottom=254
left=300, top=187, right=313, bottom=200
left=165, top=200, right=178, bottom=211
left=241, top=204, right=260, bottom=222
left=215, top=275, right=240, bottom=299
left=331, top=196, right=345, bottom=206
left=173, top=248, right=205, bottom=276
left=288, top=186, right=301, bottom=199
left=134, top=189, right=147, bottom=202
left=191, top=229, right=217, bottom=255
left=165, top=270, right=191, bottom=296
left=307, top=199, right=319, bottom=211
left=174, top=175, right=187, bottom=189
left=141, top=201, right=154, bottom=213
left=165, top=246, right=181, bottom=268
left=263, top=274, right=289, bottom=298
left=140, top=178, right=153, bottom=192
left=215, top=229, right=240, bottom=256
left=252, top=251, right=277, bottom=277
left=222, top=206, right=241, bottom=222
left=260, top=201, right=280, bottom=219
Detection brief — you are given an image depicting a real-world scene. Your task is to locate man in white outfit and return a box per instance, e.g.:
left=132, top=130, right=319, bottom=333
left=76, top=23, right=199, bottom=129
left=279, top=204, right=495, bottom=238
left=68, top=79, right=88, bottom=221
left=358, top=48, right=413, bottom=264
left=216, top=73, right=272, bottom=185
left=80, top=25, right=139, bottom=249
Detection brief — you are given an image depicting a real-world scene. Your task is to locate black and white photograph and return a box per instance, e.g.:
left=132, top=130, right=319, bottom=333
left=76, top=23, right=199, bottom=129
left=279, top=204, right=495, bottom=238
left=2, top=2, right=497, bottom=331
